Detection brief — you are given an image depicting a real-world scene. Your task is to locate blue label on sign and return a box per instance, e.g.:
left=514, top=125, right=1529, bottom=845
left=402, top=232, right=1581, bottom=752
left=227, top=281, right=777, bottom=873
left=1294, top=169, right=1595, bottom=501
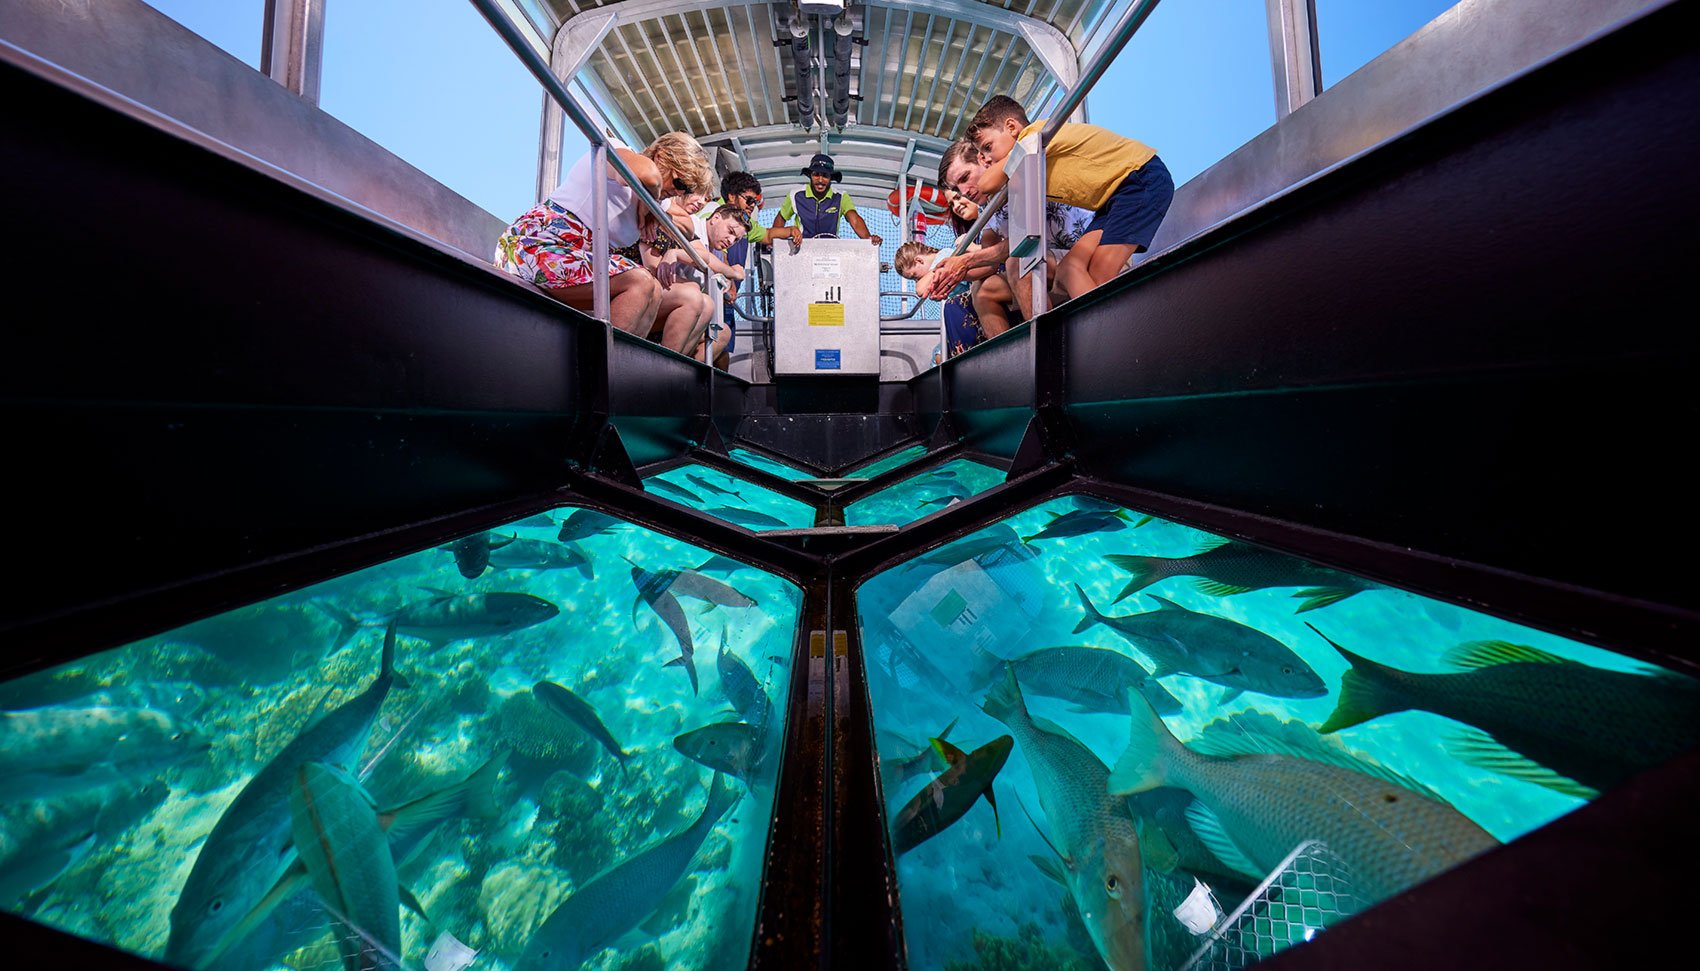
left=815, top=349, right=841, bottom=370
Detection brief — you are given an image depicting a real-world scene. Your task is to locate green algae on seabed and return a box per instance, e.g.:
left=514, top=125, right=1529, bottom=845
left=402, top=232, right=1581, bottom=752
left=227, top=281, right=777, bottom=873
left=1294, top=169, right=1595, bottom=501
left=727, top=448, right=815, bottom=481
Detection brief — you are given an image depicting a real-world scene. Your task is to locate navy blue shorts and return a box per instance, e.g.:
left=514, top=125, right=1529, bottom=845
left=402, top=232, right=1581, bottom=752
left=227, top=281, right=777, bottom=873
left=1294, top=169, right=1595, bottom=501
left=1084, top=154, right=1174, bottom=250
left=721, top=302, right=737, bottom=355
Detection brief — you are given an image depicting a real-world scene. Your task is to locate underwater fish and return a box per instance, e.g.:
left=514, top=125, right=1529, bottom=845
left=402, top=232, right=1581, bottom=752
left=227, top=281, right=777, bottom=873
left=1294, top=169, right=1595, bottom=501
left=1106, top=539, right=1373, bottom=611
left=687, top=473, right=745, bottom=501
left=556, top=509, right=626, bottom=543
left=716, top=642, right=771, bottom=727
left=1109, top=691, right=1499, bottom=905
left=0, top=705, right=209, bottom=803
left=913, top=523, right=1038, bottom=570
left=705, top=506, right=789, bottom=529
left=1071, top=495, right=1120, bottom=513
left=648, top=478, right=703, bottom=504
left=288, top=763, right=400, bottom=971
left=1315, top=630, right=1700, bottom=798
left=512, top=513, right=559, bottom=528
left=440, top=532, right=516, bottom=579
left=166, top=622, right=400, bottom=970
left=517, top=774, right=740, bottom=971
left=879, top=718, right=960, bottom=787
left=15, top=682, right=210, bottom=720
left=1023, top=508, right=1148, bottom=544
left=918, top=493, right=965, bottom=510
left=208, top=755, right=505, bottom=969
left=673, top=722, right=766, bottom=780
left=1003, top=646, right=1184, bottom=717
left=533, top=681, right=631, bottom=773
left=0, top=828, right=94, bottom=907
left=389, top=591, right=559, bottom=646
left=1073, top=585, right=1326, bottom=702
left=1028, top=855, right=1102, bottom=961
left=667, top=571, right=757, bottom=609
left=630, top=565, right=697, bottom=693
left=891, top=735, right=1013, bottom=855
left=691, top=555, right=747, bottom=576
left=981, top=668, right=1146, bottom=971
left=488, top=538, right=594, bottom=580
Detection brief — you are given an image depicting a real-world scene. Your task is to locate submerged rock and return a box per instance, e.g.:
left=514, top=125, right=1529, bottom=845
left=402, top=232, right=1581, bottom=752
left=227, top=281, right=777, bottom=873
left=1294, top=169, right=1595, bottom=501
left=477, top=861, right=571, bottom=960
left=944, top=923, right=1099, bottom=971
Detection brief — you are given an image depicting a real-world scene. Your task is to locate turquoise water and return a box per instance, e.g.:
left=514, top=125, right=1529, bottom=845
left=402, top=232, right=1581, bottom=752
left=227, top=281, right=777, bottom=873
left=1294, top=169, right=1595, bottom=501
left=844, top=459, right=1006, bottom=527
left=858, top=494, right=1700, bottom=971
left=846, top=445, right=929, bottom=478
left=726, top=448, right=814, bottom=482
left=642, top=464, right=817, bottom=530
left=0, top=508, right=799, bottom=971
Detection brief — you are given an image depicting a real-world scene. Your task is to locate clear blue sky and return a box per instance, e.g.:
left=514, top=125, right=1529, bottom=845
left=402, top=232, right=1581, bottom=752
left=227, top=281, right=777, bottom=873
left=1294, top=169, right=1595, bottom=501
left=143, top=1, right=1457, bottom=220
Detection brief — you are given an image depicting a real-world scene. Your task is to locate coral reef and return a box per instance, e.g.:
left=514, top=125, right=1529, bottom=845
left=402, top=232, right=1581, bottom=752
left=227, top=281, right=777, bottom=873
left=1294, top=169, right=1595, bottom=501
left=943, top=923, right=1099, bottom=971
left=476, top=861, right=572, bottom=960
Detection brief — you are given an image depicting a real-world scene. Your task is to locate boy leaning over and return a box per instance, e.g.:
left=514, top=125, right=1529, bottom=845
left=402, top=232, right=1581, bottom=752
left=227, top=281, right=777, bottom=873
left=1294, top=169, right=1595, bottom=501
left=967, top=95, right=1173, bottom=301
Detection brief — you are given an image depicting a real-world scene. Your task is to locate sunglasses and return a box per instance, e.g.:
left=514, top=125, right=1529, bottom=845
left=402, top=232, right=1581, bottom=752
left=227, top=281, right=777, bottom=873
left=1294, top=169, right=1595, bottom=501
left=671, top=177, right=691, bottom=193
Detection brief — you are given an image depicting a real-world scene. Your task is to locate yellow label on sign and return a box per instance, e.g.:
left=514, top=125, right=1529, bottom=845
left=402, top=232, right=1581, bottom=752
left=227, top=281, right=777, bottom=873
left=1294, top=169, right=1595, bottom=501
left=808, top=303, right=845, bottom=326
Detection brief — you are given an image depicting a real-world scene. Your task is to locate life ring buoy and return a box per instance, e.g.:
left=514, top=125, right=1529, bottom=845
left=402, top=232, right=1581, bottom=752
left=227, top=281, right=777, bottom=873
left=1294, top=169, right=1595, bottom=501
left=887, top=183, right=951, bottom=226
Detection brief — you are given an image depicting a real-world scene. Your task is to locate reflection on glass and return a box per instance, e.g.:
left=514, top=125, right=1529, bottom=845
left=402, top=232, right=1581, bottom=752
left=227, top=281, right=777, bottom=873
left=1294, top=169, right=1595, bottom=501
left=727, top=447, right=815, bottom=482
left=859, top=494, right=1699, bottom=970
left=847, top=445, right=929, bottom=479
left=642, top=464, right=817, bottom=531
left=0, top=508, right=799, bottom=971
left=844, top=459, right=1006, bottom=527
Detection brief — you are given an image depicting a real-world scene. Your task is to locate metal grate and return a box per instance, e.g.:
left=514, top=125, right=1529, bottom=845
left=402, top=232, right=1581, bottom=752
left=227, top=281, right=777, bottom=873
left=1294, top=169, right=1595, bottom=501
left=1181, top=840, right=1362, bottom=971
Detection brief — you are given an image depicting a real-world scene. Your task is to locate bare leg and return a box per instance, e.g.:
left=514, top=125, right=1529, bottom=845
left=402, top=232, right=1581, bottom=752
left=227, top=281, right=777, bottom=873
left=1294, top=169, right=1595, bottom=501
left=540, top=268, right=661, bottom=335
left=973, top=275, right=1014, bottom=338
left=1057, top=231, right=1136, bottom=299
left=1087, top=242, right=1140, bottom=288
left=658, top=283, right=706, bottom=353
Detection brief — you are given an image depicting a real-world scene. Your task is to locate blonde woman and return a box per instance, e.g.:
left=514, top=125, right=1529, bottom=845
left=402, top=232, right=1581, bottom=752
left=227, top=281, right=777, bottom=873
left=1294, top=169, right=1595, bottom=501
left=493, top=132, right=716, bottom=336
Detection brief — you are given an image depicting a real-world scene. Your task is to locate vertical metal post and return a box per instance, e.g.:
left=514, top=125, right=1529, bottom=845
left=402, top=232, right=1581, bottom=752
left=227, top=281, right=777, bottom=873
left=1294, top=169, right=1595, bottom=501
left=537, top=89, right=565, bottom=204
left=591, top=143, right=610, bottom=324
left=261, top=0, right=325, bottom=104
left=1030, top=134, right=1051, bottom=318
left=1266, top=0, right=1323, bottom=119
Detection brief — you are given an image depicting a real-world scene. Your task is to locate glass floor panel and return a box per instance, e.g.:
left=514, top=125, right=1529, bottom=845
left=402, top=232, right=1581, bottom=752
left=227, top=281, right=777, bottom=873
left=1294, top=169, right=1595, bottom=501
left=846, top=444, right=928, bottom=479
left=642, top=463, right=817, bottom=530
left=857, top=494, right=1700, bottom=971
left=0, top=507, right=801, bottom=971
left=727, top=447, right=815, bottom=482
left=844, top=458, right=1007, bottom=527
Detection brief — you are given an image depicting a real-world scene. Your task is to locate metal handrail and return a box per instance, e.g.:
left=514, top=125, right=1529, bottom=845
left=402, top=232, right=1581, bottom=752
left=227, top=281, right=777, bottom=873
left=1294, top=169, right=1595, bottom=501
left=468, top=0, right=715, bottom=330
left=949, top=186, right=1009, bottom=257
left=1041, top=1, right=1165, bottom=143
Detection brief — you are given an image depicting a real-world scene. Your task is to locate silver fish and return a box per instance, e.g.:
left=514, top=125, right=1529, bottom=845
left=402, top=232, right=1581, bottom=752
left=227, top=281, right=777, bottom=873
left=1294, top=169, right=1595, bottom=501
left=533, top=681, right=631, bottom=773
left=517, top=775, right=739, bottom=970
left=1109, top=691, right=1499, bottom=905
left=556, top=509, right=625, bottom=543
left=891, top=735, right=1012, bottom=854
left=166, top=623, right=399, bottom=970
left=440, top=532, right=516, bottom=579
left=1002, top=646, right=1184, bottom=716
left=716, top=642, right=770, bottom=727
left=673, top=722, right=766, bottom=781
left=488, top=538, right=594, bottom=580
left=288, top=763, right=400, bottom=971
left=1073, top=585, right=1326, bottom=701
left=648, top=478, right=702, bottom=504
left=982, top=667, right=1146, bottom=971
left=1023, top=508, right=1146, bottom=544
left=704, top=506, right=788, bottom=529
left=631, top=565, right=697, bottom=694
left=0, top=706, right=208, bottom=803
left=686, top=473, right=745, bottom=501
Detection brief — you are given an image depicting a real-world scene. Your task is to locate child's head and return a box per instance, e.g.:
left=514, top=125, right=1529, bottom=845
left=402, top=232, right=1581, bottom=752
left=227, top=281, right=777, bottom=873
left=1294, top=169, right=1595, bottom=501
left=703, top=205, right=751, bottom=251
left=966, top=95, right=1030, bottom=167
left=645, top=132, right=716, bottom=199
left=893, top=241, right=941, bottom=280
left=937, top=139, right=987, bottom=203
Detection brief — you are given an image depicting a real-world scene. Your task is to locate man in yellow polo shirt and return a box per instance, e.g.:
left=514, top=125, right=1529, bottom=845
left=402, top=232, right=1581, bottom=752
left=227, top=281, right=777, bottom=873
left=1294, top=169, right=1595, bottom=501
left=968, top=95, right=1173, bottom=301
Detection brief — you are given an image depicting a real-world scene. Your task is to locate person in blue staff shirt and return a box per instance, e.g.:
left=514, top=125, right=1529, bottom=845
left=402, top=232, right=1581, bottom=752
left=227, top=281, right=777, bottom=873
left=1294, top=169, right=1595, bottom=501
left=769, top=153, right=882, bottom=245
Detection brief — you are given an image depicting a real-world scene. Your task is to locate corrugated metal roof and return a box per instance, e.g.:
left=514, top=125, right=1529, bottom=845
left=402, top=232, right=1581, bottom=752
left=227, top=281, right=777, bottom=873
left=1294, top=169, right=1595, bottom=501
left=530, top=1, right=1121, bottom=195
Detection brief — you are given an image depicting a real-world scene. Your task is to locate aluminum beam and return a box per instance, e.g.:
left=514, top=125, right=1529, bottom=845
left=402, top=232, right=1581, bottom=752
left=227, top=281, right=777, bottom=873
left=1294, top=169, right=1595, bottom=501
left=261, top=0, right=325, bottom=103
left=1266, top=0, right=1322, bottom=119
